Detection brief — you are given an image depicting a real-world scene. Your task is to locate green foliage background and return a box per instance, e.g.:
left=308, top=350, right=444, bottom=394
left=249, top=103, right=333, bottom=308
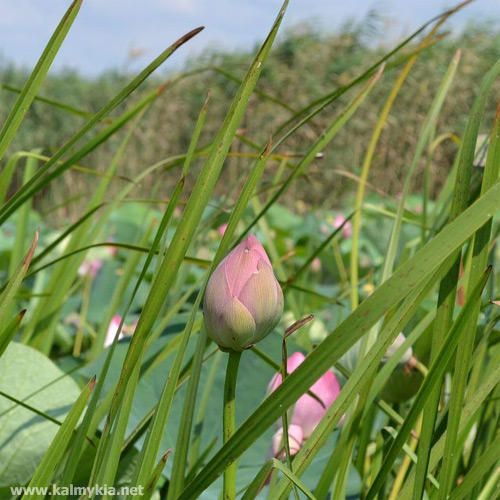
left=2, top=21, right=499, bottom=219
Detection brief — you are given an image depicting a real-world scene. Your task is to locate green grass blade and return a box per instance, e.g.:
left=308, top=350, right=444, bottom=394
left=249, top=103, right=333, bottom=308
left=241, top=65, right=383, bottom=240
left=414, top=56, right=500, bottom=499
left=89, top=3, right=290, bottom=492
left=0, top=27, right=203, bottom=225
left=0, top=310, right=26, bottom=358
left=1, top=82, right=94, bottom=120
left=399, top=346, right=500, bottom=498
left=21, top=377, right=94, bottom=500
left=448, top=434, right=500, bottom=500
left=0, top=0, right=82, bottom=163
left=0, top=152, right=24, bottom=205
left=381, top=49, right=461, bottom=285
left=349, top=25, right=443, bottom=309
left=178, top=177, right=500, bottom=499
left=0, top=231, right=38, bottom=326
left=365, top=267, right=491, bottom=500
left=437, top=101, right=500, bottom=499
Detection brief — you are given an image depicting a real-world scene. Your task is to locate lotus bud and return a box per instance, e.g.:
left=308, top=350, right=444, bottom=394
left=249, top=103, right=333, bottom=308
left=334, top=214, right=352, bottom=238
left=104, top=315, right=125, bottom=347
left=203, top=234, right=283, bottom=352
left=217, top=223, right=228, bottom=236
left=272, top=424, right=303, bottom=458
left=78, top=258, right=103, bottom=278
left=268, top=352, right=341, bottom=456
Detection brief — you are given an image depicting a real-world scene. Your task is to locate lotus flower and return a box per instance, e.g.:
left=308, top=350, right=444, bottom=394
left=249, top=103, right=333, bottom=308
left=334, top=214, right=352, bottom=238
left=217, top=223, right=228, bottom=236
left=203, top=234, right=283, bottom=352
left=78, top=245, right=116, bottom=278
left=268, top=352, right=341, bottom=457
left=78, top=258, right=103, bottom=278
left=104, top=315, right=136, bottom=348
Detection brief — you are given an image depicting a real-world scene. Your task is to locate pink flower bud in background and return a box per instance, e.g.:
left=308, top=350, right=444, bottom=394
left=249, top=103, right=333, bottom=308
left=334, top=214, right=352, bottom=238
left=272, top=424, right=303, bottom=458
left=104, top=315, right=137, bottom=348
left=105, top=315, right=125, bottom=347
left=203, top=234, right=283, bottom=352
left=310, top=257, right=322, bottom=273
left=268, top=352, right=341, bottom=457
left=218, top=224, right=228, bottom=236
left=78, top=258, right=103, bottom=278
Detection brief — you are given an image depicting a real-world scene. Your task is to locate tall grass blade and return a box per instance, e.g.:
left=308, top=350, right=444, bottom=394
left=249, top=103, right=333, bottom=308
left=0, top=0, right=82, bottom=163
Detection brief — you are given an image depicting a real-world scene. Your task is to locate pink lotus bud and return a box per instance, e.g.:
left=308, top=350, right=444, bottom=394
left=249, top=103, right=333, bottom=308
left=203, top=234, right=283, bottom=352
left=272, top=424, right=303, bottom=458
left=310, top=257, right=322, bottom=273
left=334, top=214, right=352, bottom=238
left=104, top=315, right=125, bottom=348
left=217, top=224, right=228, bottom=236
left=268, top=352, right=341, bottom=455
left=78, top=258, right=103, bottom=278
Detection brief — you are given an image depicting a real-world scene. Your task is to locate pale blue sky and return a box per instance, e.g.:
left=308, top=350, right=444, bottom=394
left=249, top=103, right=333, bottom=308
left=0, top=0, right=498, bottom=75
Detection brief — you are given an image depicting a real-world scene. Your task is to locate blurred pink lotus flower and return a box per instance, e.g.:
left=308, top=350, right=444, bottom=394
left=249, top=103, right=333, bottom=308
left=78, top=259, right=103, bottom=278
left=78, top=245, right=116, bottom=278
left=334, top=214, right=352, bottom=238
left=268, top=351, right=341, bottom=457
left=217, top=224, right=228, bottom=236
left=310, top=257, right=322, bottom=273
left=203, top=234, right=283, bottom=352
left=104, top=315, right=136, bottom=348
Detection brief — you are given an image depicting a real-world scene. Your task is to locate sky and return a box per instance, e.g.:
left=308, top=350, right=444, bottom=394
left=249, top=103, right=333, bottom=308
left=0, top=0, right=499, bottom=76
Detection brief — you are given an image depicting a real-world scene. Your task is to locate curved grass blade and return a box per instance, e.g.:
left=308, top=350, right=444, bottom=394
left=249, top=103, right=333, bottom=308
left=0, top=230, right=38, bottom=326
left=274, top=1, right=473, bottom=137
left=349, top=22, right=448, bottom=309
left=0, top=386, right=62, bottom=428
left=178, top=178, right=500, bottom=499
left=89, top=3, right=290, bottom=492
left=437, top=99, right=500, bottom=500
left=21, top=376, right=95, bottom=500
left=239, top=65, right=383, bottom=240
left=0, top=310, right=26, bottom=358
left=447, top=434, right=500, bottom=500
left=1, top=82, right=94, bottom=120
left=144, top=450, right=172, bottom=500
left=414, top=56, right=500, bottom=499
left=0, top=27, right=204, bottom=225
left=365, top=267, right=491, bottom=500
left=29, top=204, right=104, bottom=268
left=0, top=0, right=82, bottom=163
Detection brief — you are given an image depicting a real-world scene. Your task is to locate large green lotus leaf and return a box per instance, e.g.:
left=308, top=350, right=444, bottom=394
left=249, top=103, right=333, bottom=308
left=0, top=342, right=81, bottom=487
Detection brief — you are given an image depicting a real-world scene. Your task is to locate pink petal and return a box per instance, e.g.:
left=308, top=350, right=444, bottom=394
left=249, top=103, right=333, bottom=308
left=272, top=424, right=304, bottom=458
left=267, top=351, right=341, bottom=438
left=223, top=235, right=271, bottom=297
